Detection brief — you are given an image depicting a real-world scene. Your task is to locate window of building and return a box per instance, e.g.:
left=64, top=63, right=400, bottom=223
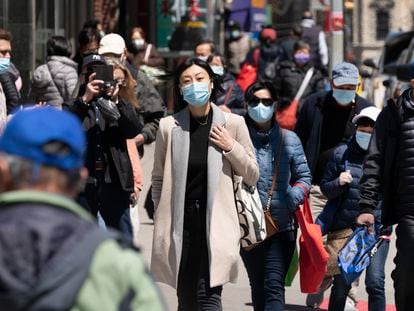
left=376, top=10, right=389, bottom=40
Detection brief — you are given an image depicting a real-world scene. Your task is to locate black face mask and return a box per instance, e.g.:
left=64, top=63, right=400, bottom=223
left=81, top=51, right=98, bottom=59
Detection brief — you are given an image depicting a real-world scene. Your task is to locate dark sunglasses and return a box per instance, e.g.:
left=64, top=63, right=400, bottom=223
left=248, top=98, right=274, bottom=107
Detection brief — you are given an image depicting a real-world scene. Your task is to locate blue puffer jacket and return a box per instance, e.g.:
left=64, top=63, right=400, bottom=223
left=248, top=123, right=311, bottom=232
left=320, top=137, right=381, bottom=233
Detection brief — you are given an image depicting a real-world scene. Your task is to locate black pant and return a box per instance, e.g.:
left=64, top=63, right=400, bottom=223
left=392, top=215, right=414, bottom=311
left=177, top=200, right=222, bottom=311
left=80, top=173, right=132, bottom=239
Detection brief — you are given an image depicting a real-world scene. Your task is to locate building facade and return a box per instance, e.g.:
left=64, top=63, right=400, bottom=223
left=352, top=0, right=414, bottom=61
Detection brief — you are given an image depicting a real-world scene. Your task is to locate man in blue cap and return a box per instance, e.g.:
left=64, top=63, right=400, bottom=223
left=357, top=64, right=414, bottom=311
left=295, top=61, right=374, bottom=308
left=0, top=108, right=165, bottom=310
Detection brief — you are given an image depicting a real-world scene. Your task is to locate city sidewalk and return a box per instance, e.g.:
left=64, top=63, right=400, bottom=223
left=133, top=144, right=396, bottom=310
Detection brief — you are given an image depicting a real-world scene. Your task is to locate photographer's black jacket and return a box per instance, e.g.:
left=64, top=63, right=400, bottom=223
left=66, top=97, right=142, bottom=192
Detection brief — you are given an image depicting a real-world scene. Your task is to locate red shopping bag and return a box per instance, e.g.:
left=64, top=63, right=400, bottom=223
left=294, top=186, right=328, bottom=293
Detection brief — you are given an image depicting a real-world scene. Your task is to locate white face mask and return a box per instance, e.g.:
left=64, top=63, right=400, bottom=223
left=197, top=55, right=208, bottom=62
left=133, top=39, right=145, bottom=49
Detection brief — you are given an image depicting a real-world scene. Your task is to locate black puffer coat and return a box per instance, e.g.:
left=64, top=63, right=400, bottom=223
left=360, top=89, right=414, bottom=226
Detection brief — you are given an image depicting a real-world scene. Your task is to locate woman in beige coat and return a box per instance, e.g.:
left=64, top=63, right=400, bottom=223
left=151, top=58, right=259, bottom=310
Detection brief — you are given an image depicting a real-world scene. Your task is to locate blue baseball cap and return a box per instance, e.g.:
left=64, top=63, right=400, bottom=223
left=0, top=108, right=86, bottom=170
left=332, top=62, right=359, bottom=86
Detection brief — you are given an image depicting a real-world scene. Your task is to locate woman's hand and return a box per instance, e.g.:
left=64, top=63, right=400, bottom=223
left=105, top=82, right=120, bottom=103
left=82, top=73, right=103, bottom=103
left=209, top=125, right=234, bottom=152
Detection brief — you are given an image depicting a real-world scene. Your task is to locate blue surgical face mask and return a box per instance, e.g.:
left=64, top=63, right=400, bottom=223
left=355, top=131, right=372, bottom=151
left=210, top=65, right=224, bottom=76
left=181, top=82, right=211, bottom=107
left=332, top=88, right=356, bottom=106
left=0, top=57, right=10, bottom=73
left=248, top=103, right=274, bottom=123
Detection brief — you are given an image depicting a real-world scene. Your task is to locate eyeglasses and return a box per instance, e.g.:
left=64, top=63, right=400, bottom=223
left=248, top=98, right=274, bottom=107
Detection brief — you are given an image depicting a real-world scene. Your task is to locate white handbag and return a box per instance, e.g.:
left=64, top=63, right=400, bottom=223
left=233, top=174, right=267, bottom=250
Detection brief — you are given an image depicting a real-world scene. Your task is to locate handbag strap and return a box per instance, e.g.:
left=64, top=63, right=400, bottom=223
left=294, top=67, right=314, bottom=101
left=223, top=83, right=235, bottom=106
left=265, top=128, right=285, bottom=210
left=143, top=44, right=152, bottom=63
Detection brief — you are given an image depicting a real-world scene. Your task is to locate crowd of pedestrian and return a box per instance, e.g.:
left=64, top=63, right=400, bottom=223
left=0, top=11, right=412, bottom=311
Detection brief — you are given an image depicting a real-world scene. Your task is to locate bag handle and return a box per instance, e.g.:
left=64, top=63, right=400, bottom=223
left=265, top=128, right=285, bottom=210
left=294, top=182, right=313, bottom=223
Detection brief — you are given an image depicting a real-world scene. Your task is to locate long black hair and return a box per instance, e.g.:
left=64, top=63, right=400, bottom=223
left=174, top=57, right=222, bottom=112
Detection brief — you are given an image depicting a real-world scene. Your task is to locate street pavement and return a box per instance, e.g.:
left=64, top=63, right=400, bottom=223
left=134, top=144, right=396, bottom=310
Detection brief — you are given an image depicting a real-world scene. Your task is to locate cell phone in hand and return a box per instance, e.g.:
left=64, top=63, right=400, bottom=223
left=91, top=64, right=114, bottom=92
left=92, top=64, right=113, bottom=81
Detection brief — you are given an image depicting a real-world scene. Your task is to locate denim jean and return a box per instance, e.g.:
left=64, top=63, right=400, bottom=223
left=328, top=238, right=390, bottom=311
left=240, top=230, right=297, bottom=311
left=392, top=215, right=414, bottom=311
left=177, top=200, right=222, bottom=311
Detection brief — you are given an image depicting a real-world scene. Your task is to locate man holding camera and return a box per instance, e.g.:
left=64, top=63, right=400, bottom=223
left=66, top=54, right=142, bottom=239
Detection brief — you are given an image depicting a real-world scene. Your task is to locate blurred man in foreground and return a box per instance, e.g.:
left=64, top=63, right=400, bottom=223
left=0, top=108, right=165, bottom=310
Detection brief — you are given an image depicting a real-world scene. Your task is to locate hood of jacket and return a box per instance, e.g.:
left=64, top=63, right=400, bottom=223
left=47, top=55, right=78, bottom=70
left=0, top=191, right=98, bottom=311
left=32, top=64, right=51, bottom=88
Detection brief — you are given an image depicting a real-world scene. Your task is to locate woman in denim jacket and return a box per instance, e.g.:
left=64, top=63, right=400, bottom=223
left=240, top=82, right=311, bottom=311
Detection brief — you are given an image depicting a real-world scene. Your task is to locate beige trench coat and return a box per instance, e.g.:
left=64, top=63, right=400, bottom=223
left=151, top=104, right=259, bottom=289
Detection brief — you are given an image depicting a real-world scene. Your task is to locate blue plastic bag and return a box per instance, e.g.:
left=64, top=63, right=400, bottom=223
left=337, top=226, right=381, bottom=285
